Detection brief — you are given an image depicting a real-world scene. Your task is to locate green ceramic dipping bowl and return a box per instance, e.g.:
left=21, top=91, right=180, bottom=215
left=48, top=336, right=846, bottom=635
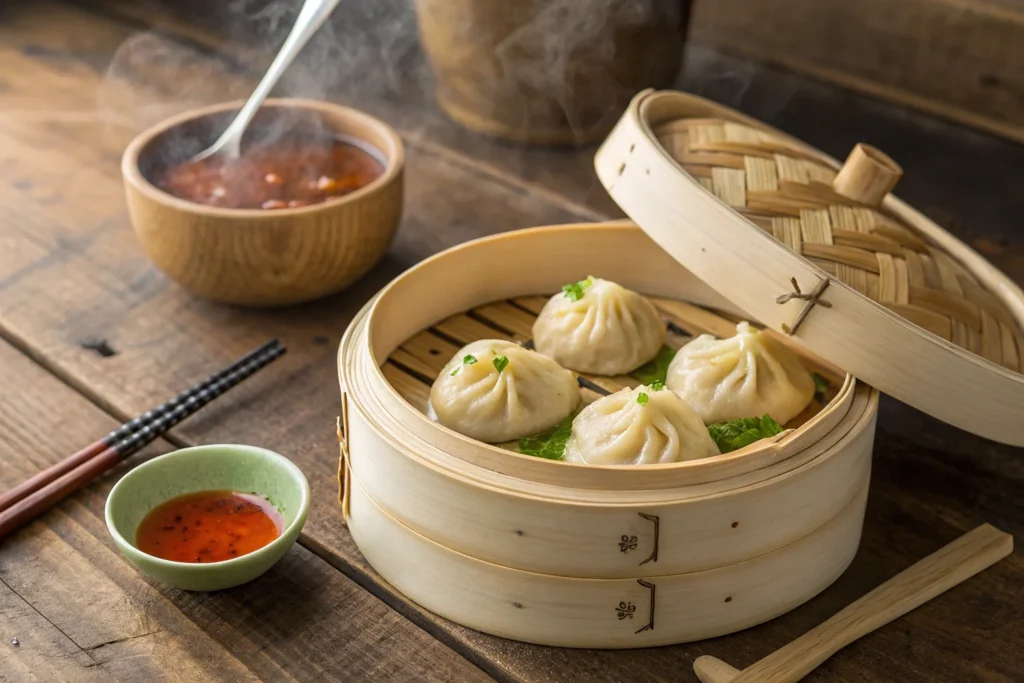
left=105, top=444, right=310, bottom=592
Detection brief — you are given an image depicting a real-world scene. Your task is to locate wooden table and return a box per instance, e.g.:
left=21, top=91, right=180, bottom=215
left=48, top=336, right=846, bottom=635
left=1, top=2, right=1020, bottom=681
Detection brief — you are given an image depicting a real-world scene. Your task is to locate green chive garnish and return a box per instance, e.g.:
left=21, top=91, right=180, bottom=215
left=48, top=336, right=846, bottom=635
left=562, top=276, right=595, bottom=301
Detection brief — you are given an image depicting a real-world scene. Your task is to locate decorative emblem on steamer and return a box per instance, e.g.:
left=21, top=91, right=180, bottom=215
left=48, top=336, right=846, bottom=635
left=618, top=535, right=638, bottom=553
left=616, top=580, right=657, bottom=633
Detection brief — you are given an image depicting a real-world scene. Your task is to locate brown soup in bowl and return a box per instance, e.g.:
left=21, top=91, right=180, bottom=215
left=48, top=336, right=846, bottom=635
left=155, top=136, right=384, bottom=210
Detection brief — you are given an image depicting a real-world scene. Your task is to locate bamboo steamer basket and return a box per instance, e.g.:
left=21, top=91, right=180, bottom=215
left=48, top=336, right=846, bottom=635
left=336, top=91, right=1024, bottom=648
left=337, top=223, right=878, bottom=647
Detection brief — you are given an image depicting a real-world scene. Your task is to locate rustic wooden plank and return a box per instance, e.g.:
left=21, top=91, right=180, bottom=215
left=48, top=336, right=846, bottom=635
left=2, top=521, right=260, bottom=683
left=0, top=579, right=106, bottom=683
left=0, top=339, right=490, bottom=683
left=0, top=3, right=1022, bottom=683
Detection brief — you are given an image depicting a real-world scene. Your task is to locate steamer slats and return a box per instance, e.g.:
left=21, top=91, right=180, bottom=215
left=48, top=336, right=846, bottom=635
left=650, top=298, right=737, bottom=338
left=390, top=348, right=443, bottom=380
left=583, top=375, right=636, bottom=394
left=473, top=302, right=536, bottom=339
left=383, top=362, right=430, bottom=412
left=511, top=296, right=549, bottom=315
left=434, top=313, right=511, bottom=344
left=401, top=331, right=461, bottom=370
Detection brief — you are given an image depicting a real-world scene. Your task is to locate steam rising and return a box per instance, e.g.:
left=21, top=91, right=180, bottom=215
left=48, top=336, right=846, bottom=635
left=489, top=0, right=684, bottom=134
left=0, top=0, right=795, bottom=149
left=91, top=0, right=426, bottom=155
left=98, top=32, right=251, bottom=130
left=1, top=0, right=794, bottom=206
left=88, top=1, right=690, bottom=144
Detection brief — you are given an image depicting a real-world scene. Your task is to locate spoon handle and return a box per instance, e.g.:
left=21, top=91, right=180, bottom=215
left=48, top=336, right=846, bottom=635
left=696, top=524, right=1012, bottom=683
left=213, top=0, right=342, bottom=157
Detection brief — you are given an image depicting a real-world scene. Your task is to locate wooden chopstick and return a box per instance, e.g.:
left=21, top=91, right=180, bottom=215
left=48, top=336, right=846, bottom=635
left=693, top=523, right=1014, bottom=683
left=0, top=339, right=280, bottom=514
left=0, top=342, right=286, bottom=540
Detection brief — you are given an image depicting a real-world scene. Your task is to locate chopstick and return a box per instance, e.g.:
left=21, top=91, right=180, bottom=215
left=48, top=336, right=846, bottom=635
left=0, top=339, right=280, bottom=513
left=0, top=341, right=286, bottom=540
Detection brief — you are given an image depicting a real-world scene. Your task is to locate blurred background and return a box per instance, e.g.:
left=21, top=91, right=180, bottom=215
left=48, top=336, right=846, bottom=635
left=3, top=0, right=1023, bottom=264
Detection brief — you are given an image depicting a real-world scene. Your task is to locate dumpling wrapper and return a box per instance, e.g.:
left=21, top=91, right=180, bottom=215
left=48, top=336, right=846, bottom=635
left=564, top=386, right=719, bottom=465
left=666, top=322, right=815, bottom=425
left=429, top=340, right=580, bottom=443
left=532, top=278, right=666, bottom=376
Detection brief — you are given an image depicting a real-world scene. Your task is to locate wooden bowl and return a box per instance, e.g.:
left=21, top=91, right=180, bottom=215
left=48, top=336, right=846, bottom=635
left=121, top=99, right=404, bottom=306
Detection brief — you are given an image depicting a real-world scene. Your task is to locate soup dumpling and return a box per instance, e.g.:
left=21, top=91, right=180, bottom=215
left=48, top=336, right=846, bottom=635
left=533, top=277, right=666, bottom=375
left=666, top=322, right=814, bottom=425
left=429, top=340, right=580, bottom=443
left=564, top=385, right=719, bottom=465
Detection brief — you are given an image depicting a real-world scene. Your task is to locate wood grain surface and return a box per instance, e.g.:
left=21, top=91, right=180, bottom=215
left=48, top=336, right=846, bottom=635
left=0, top=1, right=1021, bottom=682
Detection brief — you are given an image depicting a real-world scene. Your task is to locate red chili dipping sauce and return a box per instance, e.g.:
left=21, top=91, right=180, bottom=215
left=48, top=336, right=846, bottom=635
left=155, top=137, right=384, bottom=210
left=136, top=490, right=284, bottom=563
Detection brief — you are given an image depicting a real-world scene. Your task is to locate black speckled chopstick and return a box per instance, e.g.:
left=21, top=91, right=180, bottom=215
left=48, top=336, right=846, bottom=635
left=0, top=339, right=281, bottom=514
left=0, top=341, right=285, bottom=539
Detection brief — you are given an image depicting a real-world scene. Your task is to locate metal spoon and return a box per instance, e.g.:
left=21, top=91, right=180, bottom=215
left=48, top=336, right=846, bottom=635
left=190, top=0, right=343, bottom=163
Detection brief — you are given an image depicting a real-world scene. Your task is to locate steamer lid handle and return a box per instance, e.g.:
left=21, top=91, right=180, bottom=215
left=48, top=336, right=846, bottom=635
left=832, top=144, right=903, bottom=207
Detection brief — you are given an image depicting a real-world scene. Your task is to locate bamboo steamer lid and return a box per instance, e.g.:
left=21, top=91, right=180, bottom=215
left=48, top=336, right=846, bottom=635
left=596, top=90, right=1024, bottom=446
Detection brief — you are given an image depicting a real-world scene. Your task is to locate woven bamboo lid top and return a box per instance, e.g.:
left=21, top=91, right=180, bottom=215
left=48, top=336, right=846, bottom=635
left=596, top=90, right=1024, bottom=446
left=655, top=117, right=1024, bottom=372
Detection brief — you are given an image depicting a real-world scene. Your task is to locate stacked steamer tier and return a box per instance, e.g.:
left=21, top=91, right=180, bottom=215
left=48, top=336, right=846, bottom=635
left=337, top=91, right=1024, bottom=649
